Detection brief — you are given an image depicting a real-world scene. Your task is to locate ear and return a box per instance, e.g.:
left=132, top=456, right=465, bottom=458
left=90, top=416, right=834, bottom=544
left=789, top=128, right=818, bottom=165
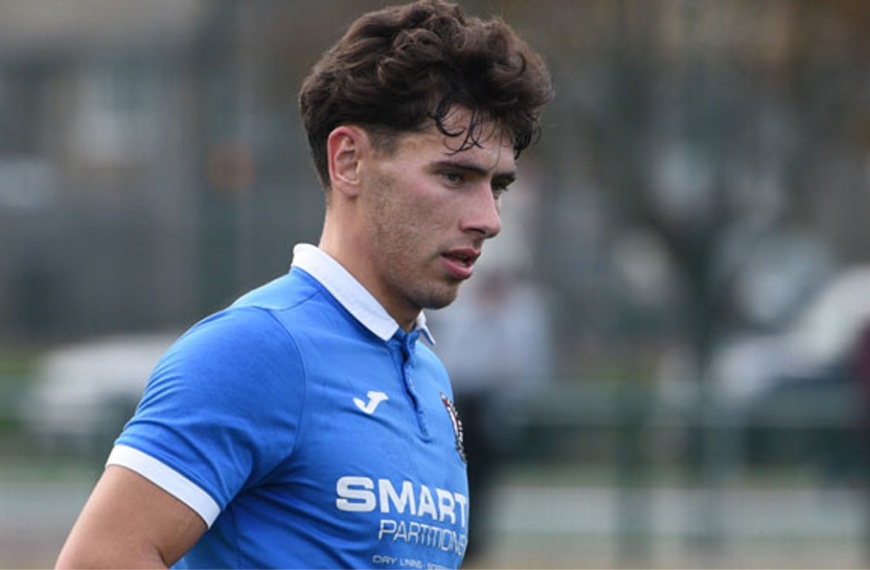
left=327, top=125, right=368, bottom=197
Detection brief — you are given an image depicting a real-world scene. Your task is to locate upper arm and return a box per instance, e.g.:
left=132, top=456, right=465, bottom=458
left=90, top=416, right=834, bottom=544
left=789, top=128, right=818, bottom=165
left=56, top=465, right=207, bottom=569
left=56, top=308, right=305, bottom=568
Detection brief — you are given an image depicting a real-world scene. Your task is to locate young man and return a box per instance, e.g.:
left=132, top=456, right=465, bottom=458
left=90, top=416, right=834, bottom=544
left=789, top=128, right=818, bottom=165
left=56, top=1, right=552, bottom=568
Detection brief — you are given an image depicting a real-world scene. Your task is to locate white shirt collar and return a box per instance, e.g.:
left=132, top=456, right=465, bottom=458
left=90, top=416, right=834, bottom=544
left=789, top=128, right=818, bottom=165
left=290, top=243, right=435, bottom=344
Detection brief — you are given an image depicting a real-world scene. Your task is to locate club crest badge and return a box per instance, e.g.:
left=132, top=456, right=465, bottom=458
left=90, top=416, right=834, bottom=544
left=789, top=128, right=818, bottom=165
left=441, top=392, right=466, bottom=463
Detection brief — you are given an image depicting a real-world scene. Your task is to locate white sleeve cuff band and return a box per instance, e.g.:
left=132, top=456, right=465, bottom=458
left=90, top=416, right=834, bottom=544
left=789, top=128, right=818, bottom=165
left=107, top=444, right=221, bottom=528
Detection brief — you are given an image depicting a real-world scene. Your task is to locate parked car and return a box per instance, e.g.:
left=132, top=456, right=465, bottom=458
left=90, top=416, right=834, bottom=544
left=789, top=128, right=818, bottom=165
left=711, top=265, right=870, bottom=404
left=709, top=266, right=870, bottom=471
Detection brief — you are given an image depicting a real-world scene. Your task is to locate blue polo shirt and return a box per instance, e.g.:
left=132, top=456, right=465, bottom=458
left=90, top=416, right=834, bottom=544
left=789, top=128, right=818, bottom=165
left=108, top=244, right=469, bottom=569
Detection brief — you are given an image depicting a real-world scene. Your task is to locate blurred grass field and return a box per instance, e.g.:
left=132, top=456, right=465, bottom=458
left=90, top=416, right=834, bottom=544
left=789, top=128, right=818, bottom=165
left=1, top=350, right=868, bottom=569
left=1, top=457, right=866, bottom=569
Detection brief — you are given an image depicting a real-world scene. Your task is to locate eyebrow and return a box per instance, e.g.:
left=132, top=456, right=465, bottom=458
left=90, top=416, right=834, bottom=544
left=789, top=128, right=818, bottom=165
left=432, top=160, right=517, bottom=185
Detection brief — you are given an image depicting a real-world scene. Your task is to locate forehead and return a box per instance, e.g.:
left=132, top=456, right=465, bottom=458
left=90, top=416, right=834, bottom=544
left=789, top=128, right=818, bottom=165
left=397, top=108, right=516, bottom=170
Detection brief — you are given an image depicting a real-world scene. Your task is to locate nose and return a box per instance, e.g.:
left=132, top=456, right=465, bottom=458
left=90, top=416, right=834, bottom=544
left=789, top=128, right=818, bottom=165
left=460, top=184, right=502, bottom=239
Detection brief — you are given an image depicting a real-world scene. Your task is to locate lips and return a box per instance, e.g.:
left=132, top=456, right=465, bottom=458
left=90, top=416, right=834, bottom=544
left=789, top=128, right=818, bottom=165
left=441, top=248, right=480, bottom=280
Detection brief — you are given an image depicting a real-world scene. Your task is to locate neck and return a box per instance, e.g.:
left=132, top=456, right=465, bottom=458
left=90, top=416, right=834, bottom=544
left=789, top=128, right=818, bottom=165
left=318, top=215, right=419, bottom=332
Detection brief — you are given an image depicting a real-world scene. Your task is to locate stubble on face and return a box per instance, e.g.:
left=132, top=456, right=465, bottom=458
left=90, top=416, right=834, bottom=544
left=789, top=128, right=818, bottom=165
left=357, top=109, right=512, bottom=329
left=366, top=165, right=463, bottom=316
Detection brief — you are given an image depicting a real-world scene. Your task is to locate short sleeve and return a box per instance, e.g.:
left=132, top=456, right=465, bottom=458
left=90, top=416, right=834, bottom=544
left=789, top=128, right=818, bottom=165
left=111, top=307, right=306, bottom=526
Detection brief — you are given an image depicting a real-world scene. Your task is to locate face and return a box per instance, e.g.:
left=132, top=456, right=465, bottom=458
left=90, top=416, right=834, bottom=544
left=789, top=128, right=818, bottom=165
left=358, top=108, right=516, bottom=328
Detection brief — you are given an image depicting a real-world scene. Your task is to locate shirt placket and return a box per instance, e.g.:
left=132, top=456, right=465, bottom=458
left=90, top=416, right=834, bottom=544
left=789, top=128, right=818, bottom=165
left=395, top=330, right=430, bottom=439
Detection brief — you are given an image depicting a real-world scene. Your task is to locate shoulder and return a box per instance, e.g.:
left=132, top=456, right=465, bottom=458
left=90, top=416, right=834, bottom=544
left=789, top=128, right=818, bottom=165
left=231, top=269, right=320, bottom=312
left=230, top=268, right=355, bottom=339
left=415, top=341, right=451, bottom=385
left=169, top=306, right=298, bottom=368
left=416, top=340, right=445, bottom=366
left=168, top=268, right=332, bottom=367
left=145, top=304, right=309, bottom=415
left=128, top=304, right=310, bottom=484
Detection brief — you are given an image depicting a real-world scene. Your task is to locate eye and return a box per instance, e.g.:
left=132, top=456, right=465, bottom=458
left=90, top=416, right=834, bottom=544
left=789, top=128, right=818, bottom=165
left=491, top=180, right=512, bottom=200
left=441, top=171, right=465, bottom=186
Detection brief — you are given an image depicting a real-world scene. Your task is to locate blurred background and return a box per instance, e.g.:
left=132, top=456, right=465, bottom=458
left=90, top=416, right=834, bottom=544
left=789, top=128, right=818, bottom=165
left=2, top=0, right=870, bottom=567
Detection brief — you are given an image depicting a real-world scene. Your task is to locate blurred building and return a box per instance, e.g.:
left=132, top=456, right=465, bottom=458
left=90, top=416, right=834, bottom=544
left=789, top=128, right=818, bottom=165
left=0, top=0, right=333, bottom=339
left=3, top=2, right=870, bottom=568
left=1, top=0, right=870, bottom=383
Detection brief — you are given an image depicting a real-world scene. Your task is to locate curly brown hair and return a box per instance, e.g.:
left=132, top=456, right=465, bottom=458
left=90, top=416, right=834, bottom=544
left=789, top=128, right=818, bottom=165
left=299, top=0, right=554, bottom=187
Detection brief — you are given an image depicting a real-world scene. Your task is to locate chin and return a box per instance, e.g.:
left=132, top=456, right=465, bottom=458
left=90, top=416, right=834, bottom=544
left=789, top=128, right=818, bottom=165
left=420, top=289, right=460, bottom=311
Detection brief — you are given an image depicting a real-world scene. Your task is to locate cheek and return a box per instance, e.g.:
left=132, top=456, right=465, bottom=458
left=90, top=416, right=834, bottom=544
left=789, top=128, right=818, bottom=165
left=408, top=200, right=456, bottom=245
left=369, top=171, right=457, bottom=244
left=391, top=191, right=448, bottom=233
